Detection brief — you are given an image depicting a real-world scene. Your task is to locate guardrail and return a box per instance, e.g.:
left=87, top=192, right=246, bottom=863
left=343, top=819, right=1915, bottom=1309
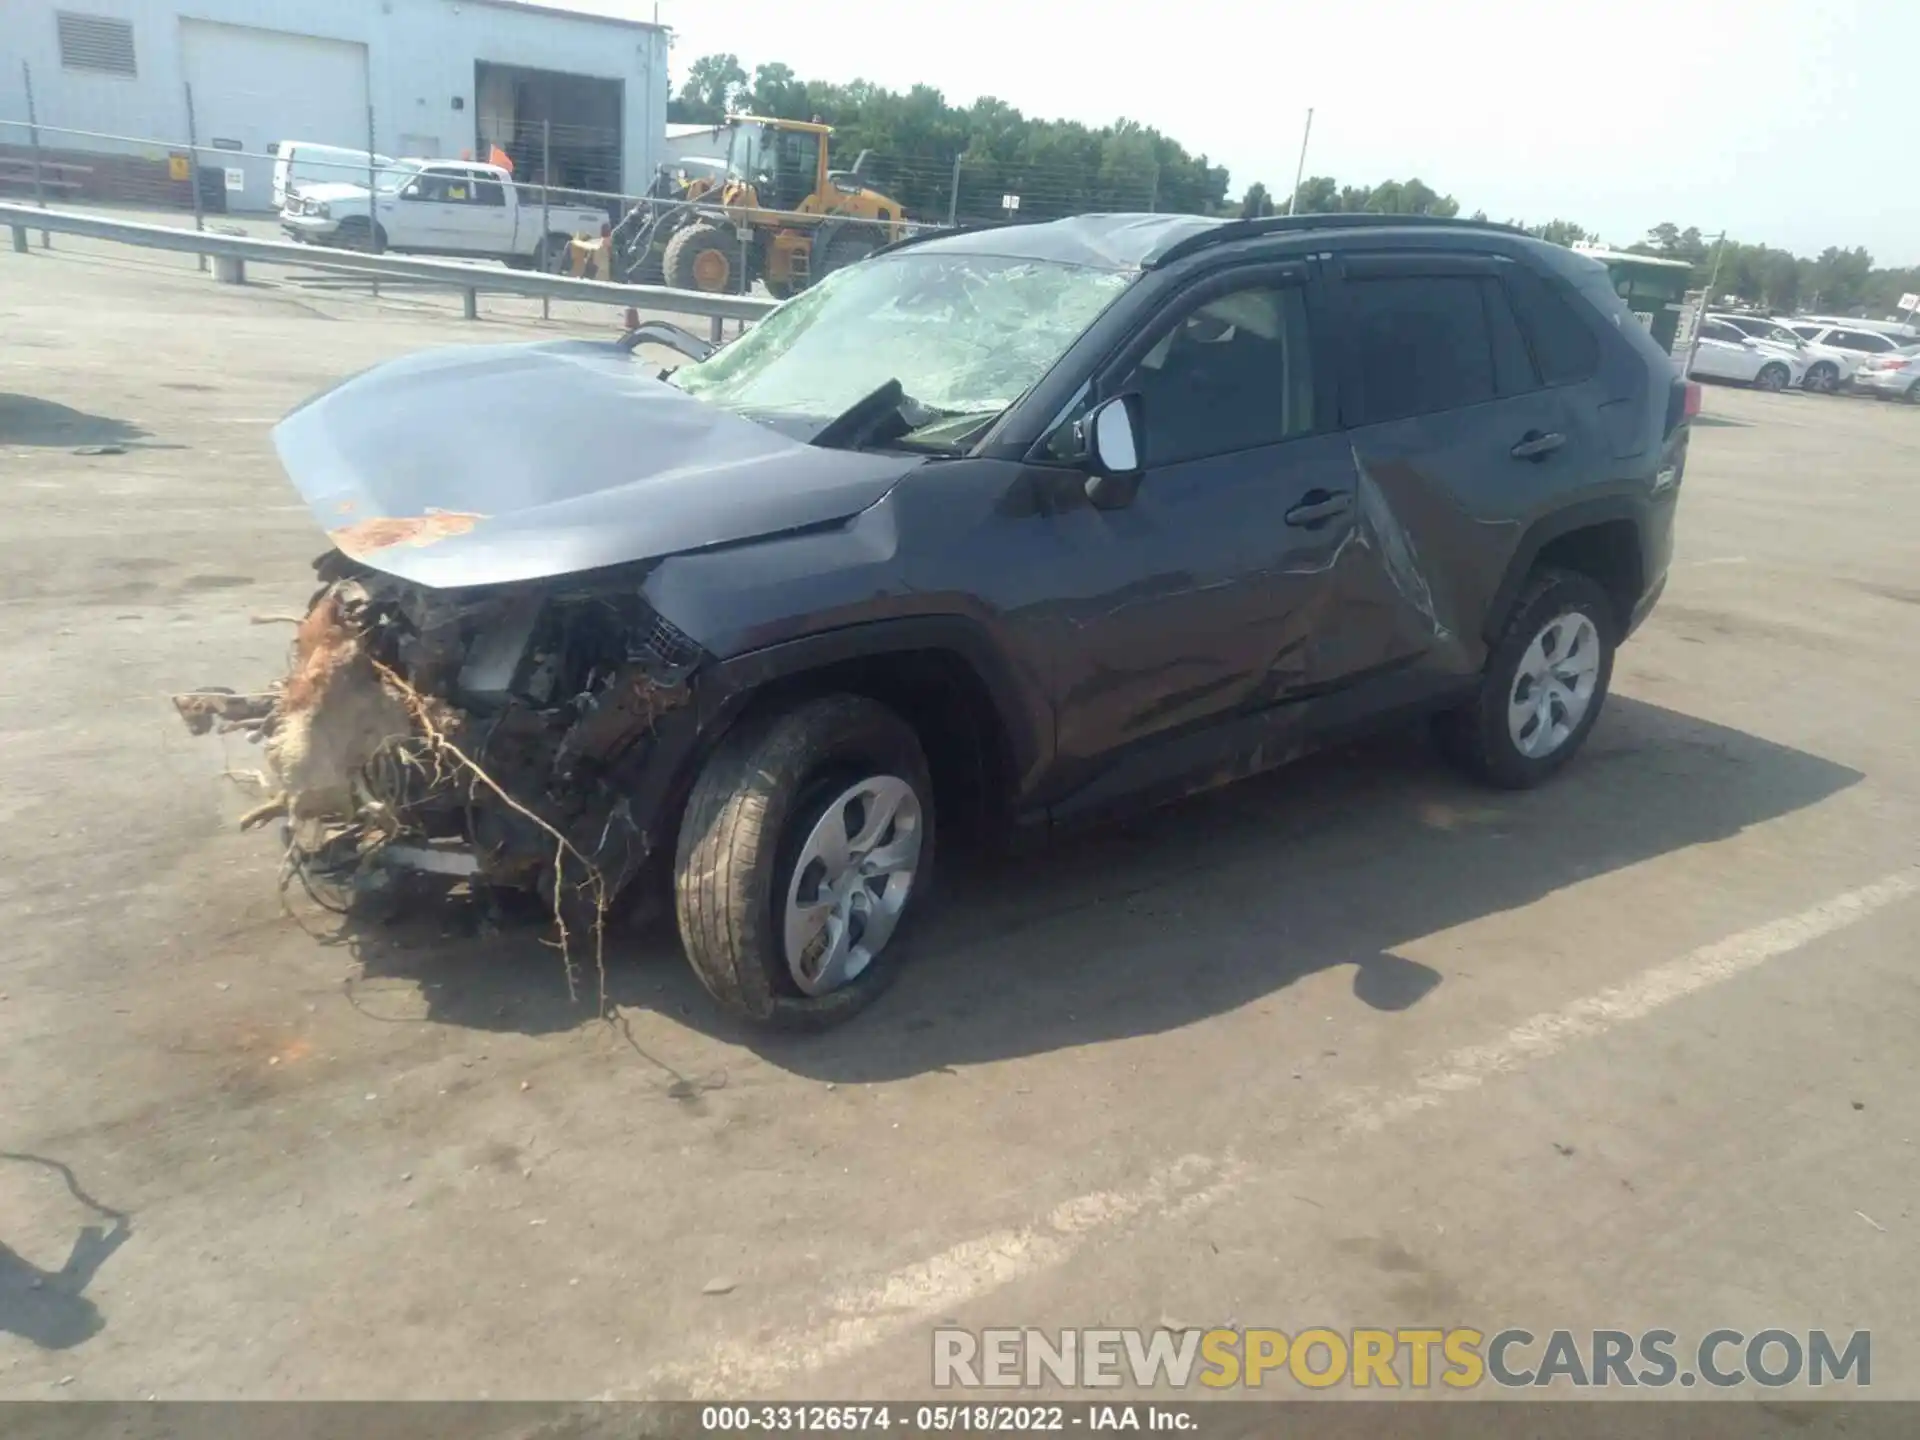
left=0, top=201, right=778, bottom=338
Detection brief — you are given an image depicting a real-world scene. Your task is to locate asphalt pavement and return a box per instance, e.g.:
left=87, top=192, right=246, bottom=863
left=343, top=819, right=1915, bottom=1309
left=2, top=240, right=1916, bottom=1404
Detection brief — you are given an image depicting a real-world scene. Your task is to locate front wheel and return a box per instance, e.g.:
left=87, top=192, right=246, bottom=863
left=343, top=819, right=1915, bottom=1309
left=1435, top=568, right=1616, bottom=790
left=673, top=695, right=935, bottom=1029
left=1755, top=362, right=1791, bottom=392
left=1803, top=362, right=1838, bottom=393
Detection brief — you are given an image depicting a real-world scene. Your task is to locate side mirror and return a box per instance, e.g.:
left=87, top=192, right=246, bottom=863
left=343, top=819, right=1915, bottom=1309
left=402, top=183, right=421, bottom=199
left=1082, top=394, right=1143, bottom=510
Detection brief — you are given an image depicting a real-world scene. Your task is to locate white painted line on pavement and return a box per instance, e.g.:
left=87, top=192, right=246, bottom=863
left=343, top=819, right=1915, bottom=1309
left=646, top=868, right=1918, bottom=1398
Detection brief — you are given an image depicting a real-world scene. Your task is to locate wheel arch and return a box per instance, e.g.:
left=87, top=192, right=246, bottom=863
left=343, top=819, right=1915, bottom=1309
left=659, top=616, right=1046, bottom=868
left=1483, top=499, right=1647, bottom=645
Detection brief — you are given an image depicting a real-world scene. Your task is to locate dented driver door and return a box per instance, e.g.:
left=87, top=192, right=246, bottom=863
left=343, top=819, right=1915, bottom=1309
left=1037, top=264, right=1368, bottom=799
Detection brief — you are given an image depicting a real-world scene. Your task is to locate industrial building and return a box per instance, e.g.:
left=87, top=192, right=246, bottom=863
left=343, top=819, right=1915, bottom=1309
left=0, top=0, right=669, bottom=210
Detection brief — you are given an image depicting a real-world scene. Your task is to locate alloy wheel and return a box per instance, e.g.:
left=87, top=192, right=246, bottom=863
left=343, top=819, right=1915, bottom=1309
left=1507, top=612, right=1602, bottom=759
left=783, top=775, right=925, bottom=997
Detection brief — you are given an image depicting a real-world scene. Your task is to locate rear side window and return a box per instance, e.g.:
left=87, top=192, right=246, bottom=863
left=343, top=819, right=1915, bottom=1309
left=1502, top=265, right=1601, bottom=384
left=1345, top=275, right=1496, bottom=424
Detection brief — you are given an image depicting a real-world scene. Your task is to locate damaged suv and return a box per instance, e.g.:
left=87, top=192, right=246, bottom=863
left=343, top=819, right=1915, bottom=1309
left=176, top=213, right=1693, bottom=1029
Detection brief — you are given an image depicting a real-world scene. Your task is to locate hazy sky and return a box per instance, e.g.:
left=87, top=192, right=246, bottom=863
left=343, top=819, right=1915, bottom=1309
left=657, top=0, right=1914, bottom=265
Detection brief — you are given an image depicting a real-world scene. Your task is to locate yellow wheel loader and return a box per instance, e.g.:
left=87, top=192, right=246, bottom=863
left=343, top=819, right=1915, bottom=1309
left=615, top=116, right=909, bottom=297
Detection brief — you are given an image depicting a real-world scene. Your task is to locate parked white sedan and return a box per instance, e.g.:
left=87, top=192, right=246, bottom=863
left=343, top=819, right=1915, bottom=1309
left=1711, top=313, right=1858, bottom=393
left=1688, top=319, right=1809, bottom=392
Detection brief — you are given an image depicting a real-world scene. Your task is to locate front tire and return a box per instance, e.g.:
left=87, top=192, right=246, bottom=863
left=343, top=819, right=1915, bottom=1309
left=1755, top=362, right=1791, bottom=392
left=663, top=221, right=740, bottom=293
left=1436, top=568, right=1616, bottom=790
left=674, top=695, right=935, bottom=1030
left=1803, top=361, right=1838, bottom=393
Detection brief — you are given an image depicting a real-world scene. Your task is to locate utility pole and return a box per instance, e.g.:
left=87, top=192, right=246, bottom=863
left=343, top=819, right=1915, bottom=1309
left=1285, top=107, right=1314, bottom=215
left=947, top=152, right=962, bottom=227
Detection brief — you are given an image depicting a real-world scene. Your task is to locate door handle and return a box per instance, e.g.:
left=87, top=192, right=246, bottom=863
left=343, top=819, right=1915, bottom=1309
left=1284, top=490, right=1353, bottom=527
left=1511, top=430, right=1566, bottom=461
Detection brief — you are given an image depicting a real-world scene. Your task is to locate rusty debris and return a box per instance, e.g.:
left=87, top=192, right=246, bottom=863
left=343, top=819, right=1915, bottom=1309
left=171, top=551, right=698, bottom=1002
left=327, top=509, right=487, bottom=558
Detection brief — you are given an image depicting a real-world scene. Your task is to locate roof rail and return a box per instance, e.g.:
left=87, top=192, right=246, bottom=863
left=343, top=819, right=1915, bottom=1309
left=1149, top=212, right=1528, bottom=268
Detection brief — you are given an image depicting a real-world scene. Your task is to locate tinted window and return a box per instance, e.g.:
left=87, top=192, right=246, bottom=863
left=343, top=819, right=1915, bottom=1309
left=1346, top=275, right=1495, bottom=424
left=1121, top=282, right=1315, bottom=466
left=1504, top=266, right=1601, bottom=384
left=472, top=179, right=505, bottom=206
left=1482, top=277, right=1538, bottom=396
left=1839, top=331, right=1895, bottom=353
left=1700, top=321, right=1742, bottom=343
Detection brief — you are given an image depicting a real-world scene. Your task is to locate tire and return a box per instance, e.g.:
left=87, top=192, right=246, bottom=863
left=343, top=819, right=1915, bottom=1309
left=811, top=224, right=879, bottom=284
left=1906, top=380, right=1920, bottom=406
left=1803, top=362, right=1838, bottom=393
left=331, top=217, right=384, bottom=253
left=674, top=695, right=935, bottom=1030
left=535, top=232, right=574, bottom=274
left=1755, top=363, right=1790, bottom=392
left=1435, top=568, right=1616, bottom=790
left=663, top=221, right=740, bottom=293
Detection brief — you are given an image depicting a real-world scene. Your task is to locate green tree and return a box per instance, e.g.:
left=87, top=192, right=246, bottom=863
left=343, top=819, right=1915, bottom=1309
left=746, top=62, right=809, bottom=120
left=1240, top=182, right=1273, bottom=219
left=671, top=53, right=748, bottom=124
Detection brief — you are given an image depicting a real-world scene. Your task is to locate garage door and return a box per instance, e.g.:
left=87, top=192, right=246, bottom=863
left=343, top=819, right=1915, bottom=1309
left=178, top=20, right=370, bottom=213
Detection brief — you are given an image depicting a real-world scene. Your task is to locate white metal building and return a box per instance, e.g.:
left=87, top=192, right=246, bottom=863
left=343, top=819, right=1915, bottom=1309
left=0, top=0, right=669, bottom=209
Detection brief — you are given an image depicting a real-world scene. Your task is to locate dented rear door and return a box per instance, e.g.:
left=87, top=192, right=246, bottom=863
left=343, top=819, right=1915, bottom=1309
left=1311, top=249, right=1603, bottom=688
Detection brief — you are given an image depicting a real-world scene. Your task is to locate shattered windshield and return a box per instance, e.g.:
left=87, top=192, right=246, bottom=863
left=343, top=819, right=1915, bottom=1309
left=667, top=253, right=1134, bottom=429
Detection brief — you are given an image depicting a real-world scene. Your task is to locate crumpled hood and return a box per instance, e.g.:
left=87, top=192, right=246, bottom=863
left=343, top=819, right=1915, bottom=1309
left=272, top=340, right=924, bottom=589
left=287, top=182, right=370, bottom=206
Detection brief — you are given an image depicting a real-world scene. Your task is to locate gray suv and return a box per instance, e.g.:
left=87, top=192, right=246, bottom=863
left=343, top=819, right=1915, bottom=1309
left=178, top=213, right=1694, bottom=1028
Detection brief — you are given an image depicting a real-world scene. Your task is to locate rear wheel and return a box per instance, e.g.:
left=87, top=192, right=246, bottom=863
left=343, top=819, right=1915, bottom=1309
left=664, top=221, right=740, bottom=293
left=1906, top=380, right=1920, bottom=405
left=673, top=695, right=935, bottom=1029
left=1436, top=569, right=1616, bottom=790
left=811, top=224, right=880, bottom=284
left=534, top=232, right=575, bottom=274
left=1755, top=362, right=1791, bottom=392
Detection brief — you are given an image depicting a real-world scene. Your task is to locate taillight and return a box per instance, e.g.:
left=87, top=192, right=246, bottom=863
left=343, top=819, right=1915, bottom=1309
left=1667, top=377, right=1703, bottom=435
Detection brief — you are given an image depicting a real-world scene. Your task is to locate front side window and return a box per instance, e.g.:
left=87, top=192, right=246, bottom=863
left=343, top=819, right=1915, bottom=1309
left=669, top=252, right=1134, bottom=435
left=1346, top=275, right=1496, bottom=424
left=1115, top=282, right=1316, bottom=467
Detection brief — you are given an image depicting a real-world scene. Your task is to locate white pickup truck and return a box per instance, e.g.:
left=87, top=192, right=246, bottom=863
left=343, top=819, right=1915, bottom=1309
left=280, top=159, right=607, bottom=271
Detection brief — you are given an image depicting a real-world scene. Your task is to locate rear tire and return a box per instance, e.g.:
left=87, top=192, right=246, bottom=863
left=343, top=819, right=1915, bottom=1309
left=1906, top=380, right=1920, bottom=406
left=673, top=695, right=935, bottom=1030
left=1756, top=362, right=1790, bottom=392
left=810, top=224, right=880, bottom=284
left=663, top=221, right=740, bottom=293
left=1436, top=568, right=1616, bottom=790
left=535, top=232, right=574, bottom=274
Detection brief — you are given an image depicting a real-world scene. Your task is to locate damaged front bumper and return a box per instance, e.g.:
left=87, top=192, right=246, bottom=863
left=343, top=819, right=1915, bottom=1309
left=174, top=551, right=711, bottom=915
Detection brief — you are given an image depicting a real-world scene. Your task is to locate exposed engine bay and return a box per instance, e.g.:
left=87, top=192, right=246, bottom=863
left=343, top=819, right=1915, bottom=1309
left=172, top=550, right=703, bottom=925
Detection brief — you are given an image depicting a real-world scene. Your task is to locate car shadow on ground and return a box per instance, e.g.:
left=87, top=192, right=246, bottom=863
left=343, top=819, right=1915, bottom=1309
left=334, top=695, right=1862, bottom=1076
left=0, top=394, right=152, bottom=449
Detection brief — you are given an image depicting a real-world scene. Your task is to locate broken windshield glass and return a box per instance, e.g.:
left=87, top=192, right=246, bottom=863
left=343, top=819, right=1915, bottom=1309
left=668, top=253, right=1134, bottom=429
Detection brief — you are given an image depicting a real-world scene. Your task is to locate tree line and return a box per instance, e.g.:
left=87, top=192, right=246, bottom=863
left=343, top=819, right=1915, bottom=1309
left=672, top=54, right=1916, bottom=318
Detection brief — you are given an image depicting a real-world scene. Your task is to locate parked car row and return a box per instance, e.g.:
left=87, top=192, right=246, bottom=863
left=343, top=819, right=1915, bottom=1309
left=1690, top=310, right=1919, bottom=401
